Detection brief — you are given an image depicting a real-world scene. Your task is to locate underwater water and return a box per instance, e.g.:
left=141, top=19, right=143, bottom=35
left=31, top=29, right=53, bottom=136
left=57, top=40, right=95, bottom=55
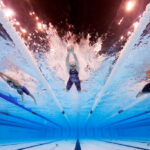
left=0, top=2, right=150, bottom=150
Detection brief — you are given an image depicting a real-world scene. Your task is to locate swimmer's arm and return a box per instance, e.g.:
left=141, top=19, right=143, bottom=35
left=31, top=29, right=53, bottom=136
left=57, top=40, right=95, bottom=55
left=72, top=52, right=79, bottom=72
left=66, top=52, right=71, bottom=72
left=0, top=72, right=20, bottom=85
left=0, top=72, right=8, bottom=81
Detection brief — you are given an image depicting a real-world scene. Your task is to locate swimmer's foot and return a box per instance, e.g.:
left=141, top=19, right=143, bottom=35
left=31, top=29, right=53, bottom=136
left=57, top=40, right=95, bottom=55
left=80, top=88, right=88, bottom=92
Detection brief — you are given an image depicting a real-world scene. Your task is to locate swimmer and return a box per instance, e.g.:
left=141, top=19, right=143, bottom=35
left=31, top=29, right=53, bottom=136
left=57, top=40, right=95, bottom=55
left=64, top=45, right=87, bottom=92
left=0, top=72, right=36, bottom=104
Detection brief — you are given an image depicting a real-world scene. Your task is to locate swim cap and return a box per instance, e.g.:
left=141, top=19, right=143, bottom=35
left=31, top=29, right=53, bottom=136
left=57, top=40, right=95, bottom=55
left=67, top=45, right=74, bottom=50
left=70, top=62, right=76, bottom=67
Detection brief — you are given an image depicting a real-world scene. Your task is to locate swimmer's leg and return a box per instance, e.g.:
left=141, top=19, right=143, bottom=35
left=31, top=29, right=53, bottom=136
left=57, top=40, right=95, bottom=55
left=17, top=89, right=24, bottom=102
left=21, top=94, right=24, bottom=102
left=136, top=91, right=143, bottom=98
left=75, top=81, right=88, bottom=92
left=75, top=81, right=81, bottom=92
left=22, top=86, right=36, bottom=104
left=29, top=93, right=37, bottom=104
left=66, top=79, right=73, bottom=91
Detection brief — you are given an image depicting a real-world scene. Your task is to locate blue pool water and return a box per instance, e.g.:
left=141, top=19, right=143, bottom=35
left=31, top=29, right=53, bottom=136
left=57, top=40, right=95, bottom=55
left=0, top=2, right=150, bottom=150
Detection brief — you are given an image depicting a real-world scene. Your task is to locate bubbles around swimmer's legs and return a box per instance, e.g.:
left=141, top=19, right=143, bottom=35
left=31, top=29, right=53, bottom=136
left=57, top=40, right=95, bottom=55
left=70, top=86, right=80, bottom=111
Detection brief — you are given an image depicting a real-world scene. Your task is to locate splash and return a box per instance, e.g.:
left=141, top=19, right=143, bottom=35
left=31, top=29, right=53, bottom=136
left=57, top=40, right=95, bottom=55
left=40, top=23, right=104, bottom=82
left=0, top=0, right=146, bottom=89
left=0, top=1, right=106, bottom=83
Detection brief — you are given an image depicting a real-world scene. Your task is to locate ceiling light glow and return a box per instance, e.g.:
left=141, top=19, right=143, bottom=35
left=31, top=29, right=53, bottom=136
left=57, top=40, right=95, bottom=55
left=126, top=1, right=135, bottom=12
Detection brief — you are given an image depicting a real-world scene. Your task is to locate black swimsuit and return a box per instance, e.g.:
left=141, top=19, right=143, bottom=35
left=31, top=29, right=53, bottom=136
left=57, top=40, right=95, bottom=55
left=142, top=83, right=150, bottom=93
left=7, top=80, right=30, bottom=95
left=66, top=69, right=81, bottom=91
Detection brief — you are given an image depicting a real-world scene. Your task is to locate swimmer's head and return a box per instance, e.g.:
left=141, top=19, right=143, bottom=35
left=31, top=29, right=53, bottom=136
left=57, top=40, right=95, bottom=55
left=70, top=62, right=76, bottom=70
left=67, top=45, right=74, bottom=51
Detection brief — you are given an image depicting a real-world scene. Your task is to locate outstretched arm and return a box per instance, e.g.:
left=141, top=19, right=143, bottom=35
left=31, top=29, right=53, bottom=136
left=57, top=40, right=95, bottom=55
left=66, top=52, right=71, bottom=73
left=72, top=52, right=79, bottom=72
left=0, top=72, right=8, bottom=81
left=0, top=72, right=20, bottom=86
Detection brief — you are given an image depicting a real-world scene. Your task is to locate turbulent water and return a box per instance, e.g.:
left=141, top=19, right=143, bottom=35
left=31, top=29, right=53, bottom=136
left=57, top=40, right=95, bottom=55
left=35, top=24, right=105, bottom=83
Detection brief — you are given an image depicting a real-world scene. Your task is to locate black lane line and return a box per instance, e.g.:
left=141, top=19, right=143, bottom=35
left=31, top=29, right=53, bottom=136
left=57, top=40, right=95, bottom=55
left=0, top=143, right=21, bottom=146
left=75, top=139, right=81, bottom=150
left=101, top=140, right=150, bottom=150
left=0, top=111, right=46, bottom=128
left=119, top=141, right=150, bottom=144
left=134, top=141, right=150, bottom=144
left=104, top=111, right=150, bottom=128
left=17, top=140, right=58, bottom=150
left=0, top=118, right=39, bottom=130
left=0, top=93, right=61, bottom=128
left=0, top=122, right=38, bottom=130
